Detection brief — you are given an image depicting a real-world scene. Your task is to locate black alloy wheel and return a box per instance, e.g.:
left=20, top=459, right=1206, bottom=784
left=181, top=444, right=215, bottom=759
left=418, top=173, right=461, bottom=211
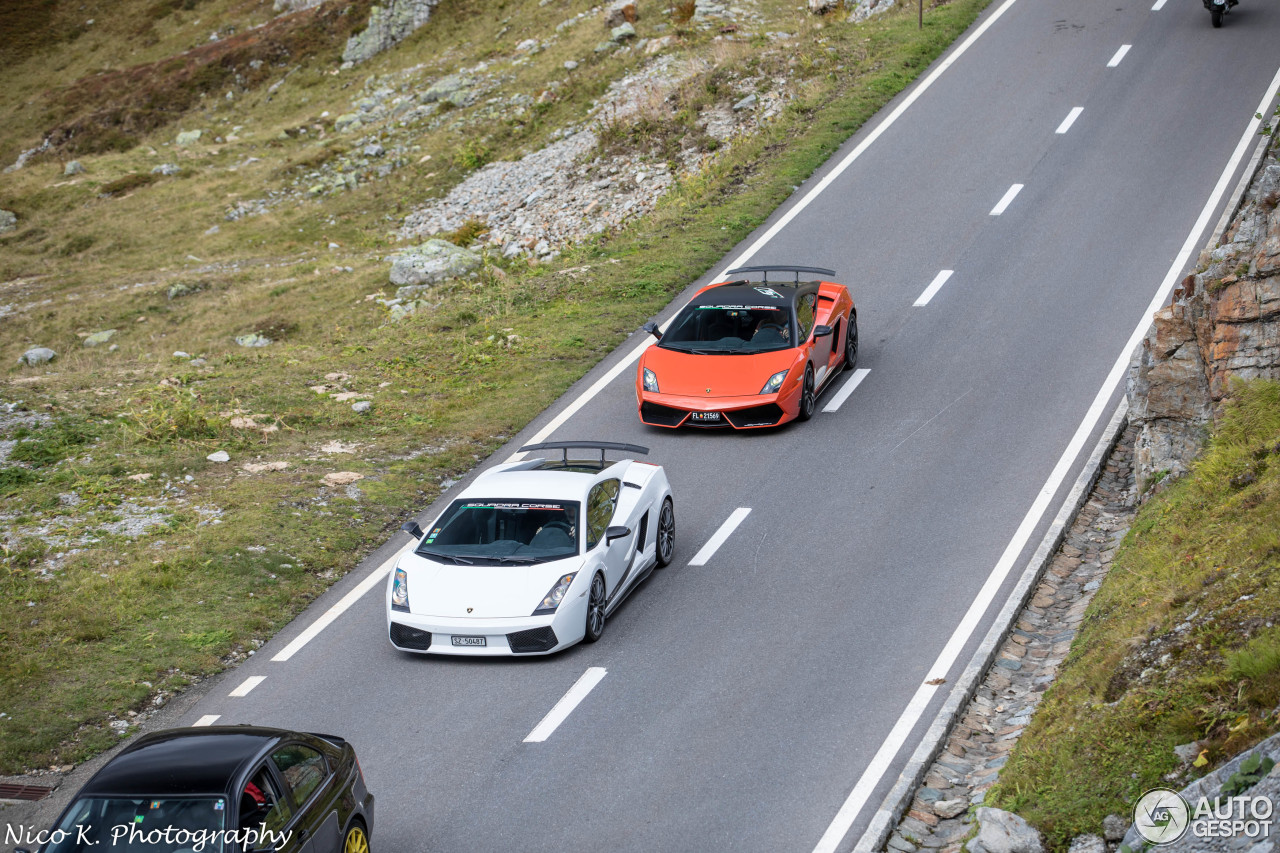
left=655, top=498, right=675, bottom=567
left=584, top=573, right=606, bottom=642
left=843, top=312, right=859, bottom=371
left=798, top=366, right=816, bottom=421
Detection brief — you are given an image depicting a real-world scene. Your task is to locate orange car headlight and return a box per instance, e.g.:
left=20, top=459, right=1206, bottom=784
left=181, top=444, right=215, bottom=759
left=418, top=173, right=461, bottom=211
left=760, top=370, right=788, bottom=395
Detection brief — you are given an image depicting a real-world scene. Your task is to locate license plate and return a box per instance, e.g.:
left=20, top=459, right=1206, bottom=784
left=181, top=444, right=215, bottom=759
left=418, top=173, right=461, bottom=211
left=690, top=411, right=722, bottom=422
left=451, top=636, right=486, bottom=647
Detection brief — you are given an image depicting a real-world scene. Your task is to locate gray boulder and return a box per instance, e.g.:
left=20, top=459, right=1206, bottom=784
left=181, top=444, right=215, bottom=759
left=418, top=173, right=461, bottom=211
left=808, top=0, right=840, bottom=11
left=849, top=0, right=896, bottom=21
left=334, top=114, right=363, bottom=133
left=389, top=239, right=481, bottom=287
left=175, top=130, right=203, bottom=146
left=235, top=333, right=272, bottom=348
left=0, top=209, right=16, bottom=233
left=343, top=0, right=440, bottom=65
left=610, top=22, right=637, bottom=42
left=968, top=808, right=1044, bottom=853
left=351, top=401, right=372, bottom=413
left=83, top=329, right=117, bottom=347
left=64, top=160, right=86, bottom=176
left=419, top=73, right=475, bottom=107
left=19, top=347, right=57, bottom=366
left=151, top=163, right=181, bottom=176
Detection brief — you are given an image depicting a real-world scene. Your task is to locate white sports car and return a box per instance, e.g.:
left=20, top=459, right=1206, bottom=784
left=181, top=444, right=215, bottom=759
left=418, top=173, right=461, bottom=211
left=386, top=441, right=675, bottom=656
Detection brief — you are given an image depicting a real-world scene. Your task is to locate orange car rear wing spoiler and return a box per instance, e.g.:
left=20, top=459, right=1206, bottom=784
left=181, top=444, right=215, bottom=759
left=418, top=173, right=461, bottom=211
left=725, top=265, right=836, bottom=283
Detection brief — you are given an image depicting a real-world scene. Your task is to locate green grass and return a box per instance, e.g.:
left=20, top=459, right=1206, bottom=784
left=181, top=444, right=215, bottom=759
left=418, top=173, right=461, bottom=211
left=0, top=0, right=994, bottom=772
left=988, top=380, right=1280, bottom=850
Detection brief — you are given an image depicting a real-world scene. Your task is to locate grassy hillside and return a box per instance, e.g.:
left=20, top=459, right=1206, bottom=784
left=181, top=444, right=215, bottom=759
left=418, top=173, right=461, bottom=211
left=0, top=0, right=994, bottom=773
left=989, top=380, right=1280, bottom=850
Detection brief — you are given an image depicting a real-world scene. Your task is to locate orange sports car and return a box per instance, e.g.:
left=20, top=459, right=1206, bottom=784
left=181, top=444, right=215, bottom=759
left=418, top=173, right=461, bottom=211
left=635, top=265, right=858, bottom=429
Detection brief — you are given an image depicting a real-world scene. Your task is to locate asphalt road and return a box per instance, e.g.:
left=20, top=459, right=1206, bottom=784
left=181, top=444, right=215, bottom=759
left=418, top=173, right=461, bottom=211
left=173, top=1, right=1280, bottom=851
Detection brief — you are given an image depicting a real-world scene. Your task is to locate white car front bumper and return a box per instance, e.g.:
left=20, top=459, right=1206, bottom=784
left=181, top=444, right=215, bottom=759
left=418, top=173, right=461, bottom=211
left=387, top=593, right=588, bottom=656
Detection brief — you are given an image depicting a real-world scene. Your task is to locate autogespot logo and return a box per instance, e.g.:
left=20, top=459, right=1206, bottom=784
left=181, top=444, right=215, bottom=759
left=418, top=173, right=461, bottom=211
left=1134, top=788, right=1192, bottom=845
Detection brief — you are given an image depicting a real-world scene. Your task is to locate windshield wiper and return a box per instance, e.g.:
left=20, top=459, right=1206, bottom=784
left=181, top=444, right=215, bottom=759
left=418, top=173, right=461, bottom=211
left=417, top=549, right=474, bottom=565
left=493, top=555, right=538, bottom=564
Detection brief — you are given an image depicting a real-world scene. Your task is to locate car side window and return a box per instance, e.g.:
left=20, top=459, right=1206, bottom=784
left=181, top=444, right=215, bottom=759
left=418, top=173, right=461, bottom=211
left=241, top=765, right=291, bottom=834
left=271, top=744, right=329, bottom=809
left=585, top=479, right=621, bottom=550
left=796, top=294, right=817, bottom=340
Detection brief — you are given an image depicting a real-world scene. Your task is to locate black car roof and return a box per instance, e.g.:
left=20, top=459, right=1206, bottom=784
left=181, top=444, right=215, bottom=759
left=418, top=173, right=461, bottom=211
left=689, top=281, right=815, bottom=308
left=78, top=727, right=289, bottom=798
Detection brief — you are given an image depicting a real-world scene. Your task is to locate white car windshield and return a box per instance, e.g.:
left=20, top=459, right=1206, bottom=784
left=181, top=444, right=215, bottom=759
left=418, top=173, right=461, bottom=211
left=45, top=796, right=228, bottom=853
left=416, top=499, right=581, bottom=565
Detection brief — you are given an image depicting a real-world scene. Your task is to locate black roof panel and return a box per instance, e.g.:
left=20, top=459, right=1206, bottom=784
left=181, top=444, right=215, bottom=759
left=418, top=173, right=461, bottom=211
left=689, top=281, right=814, bottom=308
left=79, top=727, right=285, bottom=798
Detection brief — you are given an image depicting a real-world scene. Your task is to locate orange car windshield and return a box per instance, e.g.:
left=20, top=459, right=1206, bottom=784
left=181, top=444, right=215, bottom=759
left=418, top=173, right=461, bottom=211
left=660, top=305, right=793, bottom=354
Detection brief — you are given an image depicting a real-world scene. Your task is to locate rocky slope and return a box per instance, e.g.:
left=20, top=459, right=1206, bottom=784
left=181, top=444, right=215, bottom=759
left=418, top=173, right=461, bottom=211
left=1128, top=144, right=1280, bottom=488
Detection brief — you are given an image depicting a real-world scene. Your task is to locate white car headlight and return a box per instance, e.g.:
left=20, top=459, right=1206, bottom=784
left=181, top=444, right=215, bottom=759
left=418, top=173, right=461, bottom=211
left=643, top=367, right=659, bottom=393
left=533, top=572, right=577, bottom=615
left=760, top=370, right=788, bottom=395
left=391, top=567, right=410, bottom=612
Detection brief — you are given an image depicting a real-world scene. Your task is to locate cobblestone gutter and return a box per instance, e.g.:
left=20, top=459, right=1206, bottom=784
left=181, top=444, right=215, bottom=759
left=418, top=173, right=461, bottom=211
left=854, top=409, right=1135, bottom=852
left=881, top=426, right=1138, bottom=853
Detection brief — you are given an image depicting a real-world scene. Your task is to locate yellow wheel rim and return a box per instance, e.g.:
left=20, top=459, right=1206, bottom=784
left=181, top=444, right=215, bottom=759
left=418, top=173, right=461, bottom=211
left=344, top=826, right=369, bottom=853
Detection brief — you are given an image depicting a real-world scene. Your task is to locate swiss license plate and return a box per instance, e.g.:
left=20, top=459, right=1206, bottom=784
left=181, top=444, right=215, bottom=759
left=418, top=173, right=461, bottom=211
left=451, top=635, right=486, bottom=647
left=690, top=411, right=722, bottom=422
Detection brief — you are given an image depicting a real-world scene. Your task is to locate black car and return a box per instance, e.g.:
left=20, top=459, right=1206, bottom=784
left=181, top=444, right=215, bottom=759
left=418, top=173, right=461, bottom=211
left=22, top=726, right=373, bottom=853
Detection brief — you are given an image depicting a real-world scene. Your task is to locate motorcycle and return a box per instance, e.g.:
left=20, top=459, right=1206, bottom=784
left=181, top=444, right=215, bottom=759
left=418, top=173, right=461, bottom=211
left=1203, top=0, right=1236, bottom=28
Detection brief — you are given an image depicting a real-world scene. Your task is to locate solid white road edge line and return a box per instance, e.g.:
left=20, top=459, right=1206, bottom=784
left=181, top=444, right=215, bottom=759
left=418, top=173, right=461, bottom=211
left=524, top=667, right=608, bottom=743
left=811, top=60, right=1280, bottom=853
left=913, top=270, right=954, bottom=307
left=270, top=542, right=409, bottom=662
left=229, top=676, right=266, bottom=698
left=506, top=0, right=1024, bottom=464
left=1055, top=107, right=1084, bottom=135
left=1108, top=44, right=1132, bottom=67
left=688, top=508, right=752, bottom=566
left=823, top=369, right=872, bottom=413
left=192, top=715, right=221, bottom=727
left=853, top=399, right=1129, bottom=853
left=989, top=183, right=1024, bottom=216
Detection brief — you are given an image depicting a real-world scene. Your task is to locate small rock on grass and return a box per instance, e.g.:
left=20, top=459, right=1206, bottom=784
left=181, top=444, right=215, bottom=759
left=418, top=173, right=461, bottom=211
left=242, top=461, right=288, bottom=474
left=1067, top=835, right=1106, bottom=853
left=352, top=401, right=372, bottom=413
left=235, top=333, right=272, bottom=348
left=1101, top=815, right=1128, bottom=842
left=323, top=472, right=364, bottom=486
left=969, top=808, right=1044, bottom=853
left=207, top=451, right=230, bottom=463
left=19, top=346, right=56, bottom=365
left=83, top=329, right=117, bottom=347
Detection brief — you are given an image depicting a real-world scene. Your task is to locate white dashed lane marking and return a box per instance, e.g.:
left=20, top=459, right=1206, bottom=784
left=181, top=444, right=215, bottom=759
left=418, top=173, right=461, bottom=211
left=228, top=676, right=266, bottom=698
left=524, top=668, right=608, bottom=743
left=1108, top=44, right=1132, bottom=67
left=192, top=715, right=221, bottom=727
left=989, top=183, right=1024, bottom=216
left=688, top=508, right=752, bottom=566
left=913, top=270, right=954, bottom=307
left=824, top=369, right=872, bottom=412
left=1056, top=107, right=1084, bottom=135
